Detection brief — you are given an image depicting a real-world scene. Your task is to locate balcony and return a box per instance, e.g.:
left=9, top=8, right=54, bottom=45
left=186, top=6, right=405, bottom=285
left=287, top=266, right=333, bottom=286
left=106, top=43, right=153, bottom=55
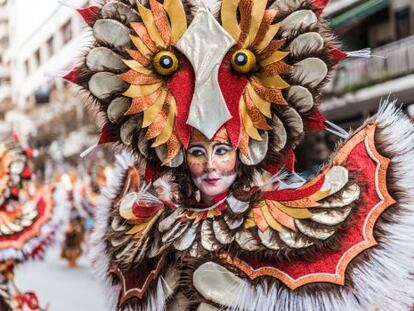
left=327, top=35, right=414, bottom=96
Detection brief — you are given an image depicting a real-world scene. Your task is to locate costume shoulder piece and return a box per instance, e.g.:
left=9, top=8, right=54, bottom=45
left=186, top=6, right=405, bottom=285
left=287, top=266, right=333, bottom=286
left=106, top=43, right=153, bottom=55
left=66, top=0, right=414, bottom=310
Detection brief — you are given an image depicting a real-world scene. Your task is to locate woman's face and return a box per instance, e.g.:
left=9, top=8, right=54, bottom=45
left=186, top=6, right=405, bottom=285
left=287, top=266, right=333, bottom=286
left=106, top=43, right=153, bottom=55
left=186, top=140, right=237, bottom=203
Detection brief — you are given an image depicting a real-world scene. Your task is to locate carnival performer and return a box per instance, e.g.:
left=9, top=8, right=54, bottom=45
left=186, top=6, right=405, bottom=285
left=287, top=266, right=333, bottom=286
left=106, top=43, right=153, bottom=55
left=60, top=172, right=87, bottom=268
left=0, top=134, right=64, bottom=310
left=63, top=0, right=414, bottom=309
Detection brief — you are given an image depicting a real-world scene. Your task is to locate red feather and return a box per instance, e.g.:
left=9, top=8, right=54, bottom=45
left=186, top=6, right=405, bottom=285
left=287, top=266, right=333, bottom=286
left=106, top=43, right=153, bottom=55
left=63, top=67, right=80, bottom=84
left=329, top=48, right=348, bottom=64
left=305, top=108, right=327, bottom=131
left=98, top=124, right=116, bottom=145
left=312, top=0, right=329, bottom=15
left=77, top=6, right=100, bottom=25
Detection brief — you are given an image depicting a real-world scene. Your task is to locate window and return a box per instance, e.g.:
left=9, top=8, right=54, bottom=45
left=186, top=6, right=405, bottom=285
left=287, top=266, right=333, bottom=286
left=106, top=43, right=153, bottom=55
left=24, top=59, right=29, bottom=75
left=34, top=49, right=41, bottom=68
left=395, top=7, right=411, bottom=40
left=46, top=36, right=54, bottom=58
left=62, top=19, right=72, bottom=44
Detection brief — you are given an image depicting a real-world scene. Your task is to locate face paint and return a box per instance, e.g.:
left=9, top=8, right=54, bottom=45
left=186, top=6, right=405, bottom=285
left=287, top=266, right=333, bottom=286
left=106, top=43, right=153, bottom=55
left=186, top=140, right=237, bottom=203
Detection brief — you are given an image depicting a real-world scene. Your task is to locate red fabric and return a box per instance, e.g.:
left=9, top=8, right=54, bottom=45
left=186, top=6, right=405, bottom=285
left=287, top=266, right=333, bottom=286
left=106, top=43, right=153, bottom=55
left=132, top=202, right=163, bottom=218
left=114, top=257, right=163, bottom=299
left=10, top=187, right=20, bottom=197
left=263, top=163, right=279, bottom=175
left=77, top=6, right=100, bottom=25
left=0, top=197, right=47, bottom=243
left=329, top=48, right=348, bottom=64
left=167, top=59, right=195, bottom=148
left=246, top=141, right=381, bottom=279
left=218, top=55, right=248, bottom=147
left=98, top=124, right=116, bottom=145
left=305, top=108, right=327, bottom=132
left=196, top=192, right=229, bottom=209
left=312, top=0, right=329, bottom=15
left=21, top=167, right=32, bottom=179
left=284, top=150, right=296, bottom=172
left=24, top=148, right=33, bottom=158
left=63, top=67, right=80, bottom=84
left=13, top=292, right=40, bottom=310
left=144, top=164, right=156, bottom=183
left=262, top=174, right=325, bottom=201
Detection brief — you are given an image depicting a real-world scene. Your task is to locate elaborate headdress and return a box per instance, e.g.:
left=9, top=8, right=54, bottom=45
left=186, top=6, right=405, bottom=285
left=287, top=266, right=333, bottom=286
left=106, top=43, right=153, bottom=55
left=67, top=0, right=351, bottom=172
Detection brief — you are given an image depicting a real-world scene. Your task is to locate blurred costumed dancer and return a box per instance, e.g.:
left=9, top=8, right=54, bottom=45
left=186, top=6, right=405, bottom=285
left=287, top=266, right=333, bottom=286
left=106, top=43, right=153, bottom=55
left=60, top=164, right=110, bottom=267
left=0, top=135, right=64, bottom=310
left=60, top=173, right=88, bottom=268
left=63, top=0, right=414, bottom=309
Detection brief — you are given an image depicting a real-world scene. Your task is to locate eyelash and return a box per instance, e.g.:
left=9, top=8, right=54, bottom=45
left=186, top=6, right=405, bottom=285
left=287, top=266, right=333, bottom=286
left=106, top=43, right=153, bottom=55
left=188, top=145, right=232, bottom=157
left=189, top=148, right=205, bottom=157
left=214, top=146, right=231, bottom=155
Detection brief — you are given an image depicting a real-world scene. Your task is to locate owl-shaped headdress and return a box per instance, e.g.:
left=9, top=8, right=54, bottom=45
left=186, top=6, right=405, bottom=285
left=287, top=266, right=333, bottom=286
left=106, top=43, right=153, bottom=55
left=67, top=0, right=350, bottom=172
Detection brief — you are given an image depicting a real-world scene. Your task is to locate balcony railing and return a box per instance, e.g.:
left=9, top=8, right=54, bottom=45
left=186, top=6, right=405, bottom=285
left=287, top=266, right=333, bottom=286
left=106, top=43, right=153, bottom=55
left=328, top=35, right=414, bottom=95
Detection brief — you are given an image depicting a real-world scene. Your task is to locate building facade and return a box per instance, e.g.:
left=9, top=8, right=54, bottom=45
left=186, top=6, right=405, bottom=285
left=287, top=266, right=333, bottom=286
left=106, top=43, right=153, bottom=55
left=0, top=0, right=96, bottom=158
left=322, top=0, right=414, bottom=127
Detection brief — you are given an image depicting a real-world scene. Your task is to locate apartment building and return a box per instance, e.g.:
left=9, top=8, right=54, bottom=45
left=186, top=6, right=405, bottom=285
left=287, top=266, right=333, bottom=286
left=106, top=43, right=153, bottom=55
left=0, top=0, right=12, bottom=127
left=321, top=0, right=414, bottom=127
left=1, top=0, right=95, bottom=155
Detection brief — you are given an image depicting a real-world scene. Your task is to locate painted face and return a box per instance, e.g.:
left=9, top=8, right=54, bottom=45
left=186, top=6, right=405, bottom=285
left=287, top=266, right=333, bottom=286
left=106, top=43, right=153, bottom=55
left=186, top=140, right=237, bottom=203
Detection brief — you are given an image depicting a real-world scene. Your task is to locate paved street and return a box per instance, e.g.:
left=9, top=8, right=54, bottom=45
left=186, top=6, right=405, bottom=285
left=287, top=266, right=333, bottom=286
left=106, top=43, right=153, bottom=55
left=15, top=246, right=107, bottom=311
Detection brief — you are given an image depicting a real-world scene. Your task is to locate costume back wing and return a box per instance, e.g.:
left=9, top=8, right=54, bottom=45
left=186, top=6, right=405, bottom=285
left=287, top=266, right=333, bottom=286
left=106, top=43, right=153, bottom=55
left=191, top=104, right=414, bottom=310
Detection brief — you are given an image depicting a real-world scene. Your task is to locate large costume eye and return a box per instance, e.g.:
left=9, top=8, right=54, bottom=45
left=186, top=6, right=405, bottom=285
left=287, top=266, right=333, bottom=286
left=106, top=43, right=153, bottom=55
left=231, top=49, right=257, bottom=74
left=152, top=51, right=179, bottom=76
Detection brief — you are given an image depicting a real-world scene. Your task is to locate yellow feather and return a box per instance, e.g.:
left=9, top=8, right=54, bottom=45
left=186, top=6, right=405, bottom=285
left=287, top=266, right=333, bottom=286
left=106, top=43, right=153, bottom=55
left=137, top=1, right=166, bottom=48
left=143, top=90, right=168, bottom=128
left=221, top=0, right=241, bottom=40
left=252, top=73, right=290, bottom=90
left=260, top=51, right=290, bottom=66
left=244, top=0, right=267, bottom=48
left=246, top=83, right=271, bottom=118
left=244, top=215, right=257, bottom=229
left=126, top=222, right=148, bottom=235
left=309, top=189, right=331, bottom=202
left=164, top=0, right=188, bottom=44
left=122, top=59, right=152, bottom=75
left=240, top=96, right=263, bottom=141
left=130, top=35, right=153, bottom=58
left=123, top=83, right=163, bottom=98
left=151, top=96, right=176, bottom=147
left=256, top=23, right=281, bottom=53
left=272, top=201, right=313, bottom=219
left=261, top=203, right=283, bottom=232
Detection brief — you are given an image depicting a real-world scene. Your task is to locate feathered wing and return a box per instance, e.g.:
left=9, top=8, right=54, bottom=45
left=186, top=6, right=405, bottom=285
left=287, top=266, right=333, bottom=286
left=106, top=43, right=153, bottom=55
left=191, top=102, right=414, bottom=311
left=245, top=165, right=360, bottom=250
left=90, top=152, right=180, bottom=311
